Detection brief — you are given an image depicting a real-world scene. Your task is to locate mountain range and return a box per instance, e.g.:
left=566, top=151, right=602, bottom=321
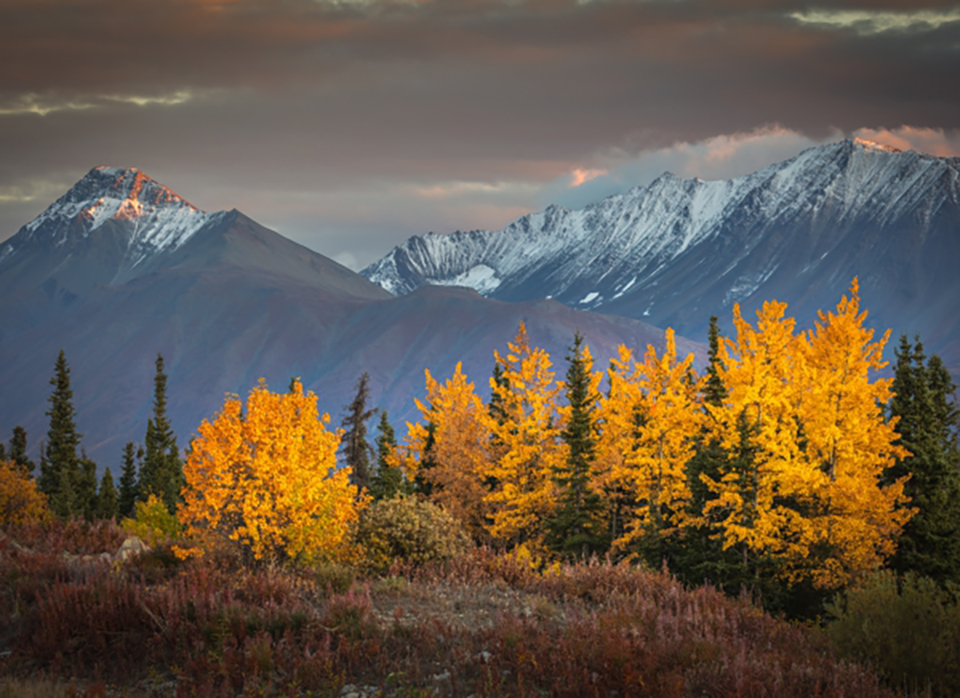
left=363, top=138, right=960, bottom=376
left=0, top=167, right=688, bottom=465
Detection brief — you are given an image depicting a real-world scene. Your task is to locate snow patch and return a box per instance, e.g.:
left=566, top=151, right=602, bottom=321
left=428, top=264, right=502, bottom=295
left=579, top=291, right=601, bottom=304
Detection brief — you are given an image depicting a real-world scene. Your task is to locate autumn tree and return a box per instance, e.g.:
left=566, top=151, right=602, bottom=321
left=702, top=284, right=911, bottom=590
left=887, top=335, right=960, bottom=583
left=481, top=323, right=563, bottom=551
left=600, top=329, right=703, bottom=562
left=403, top=363, right=492, bottom=540
left=178, top=380, right=363, bottom=564
left=547, top=333, right=608, bottom=559
left=139, top=354, right=182, bottom=514
left=341, top=372, right=376, bottom=491
left=0, top=459, right=50, bottom=528
left=796, top=279, right=911, bottom=589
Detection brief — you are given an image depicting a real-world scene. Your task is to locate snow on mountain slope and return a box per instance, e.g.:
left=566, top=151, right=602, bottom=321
left=0, top=166, right=218, bottom=273
left=361, top=138, right=960, bottom=362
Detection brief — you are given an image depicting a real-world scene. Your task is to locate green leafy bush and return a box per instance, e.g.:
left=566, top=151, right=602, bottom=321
left=356, top=496, right=470, bottom=572
left=121, top=494, right=181, bottom=546
left=825, top=570, right=960, bottom=696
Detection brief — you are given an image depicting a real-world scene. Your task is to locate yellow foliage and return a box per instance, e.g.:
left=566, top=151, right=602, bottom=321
left=0, top=459, right=50, bottom=528
left=480, top=322, right=564, bottom=547
left=404, top=362, right=493, bottom=539
left=797, top=278, right=912, bottom=588
left=703, top=282, right=913, bottom=588
left=600, top=329, right=703, bottom=550
left=178, top=380, right=364, bottom=564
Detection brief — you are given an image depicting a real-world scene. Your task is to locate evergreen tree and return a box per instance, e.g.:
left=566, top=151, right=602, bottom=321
left=547, top=333, right=608, bottom=558
left=340, top=372, right=376, bottom=490
left=488, top=362, right=509, bottom=426
left=413, top=421, right=438, bottom=497
left=888, top=336, right=960, bottom=583
left=43, top=350, right=83, bottom=517
left=370, top=410, right=406, bottom=500
left=96, top=467, right=119, bottom=520
left=77, top=453, right=99, bottom=521
left=0, top=441, right=5, bottom=462
left=139, top=354, right=182, bottom=514
left=8, top=426, right=35, bottom=474
left=118, top=441, right=142, bottom=518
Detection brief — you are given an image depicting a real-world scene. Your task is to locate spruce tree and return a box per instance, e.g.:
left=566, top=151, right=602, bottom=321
left=77, top=453, right=99, bottom=521
left=340, top=372, right=376, bottom=490
left=43, top=350, right=83, bottom=517
left=547, top=332, right=608, bottom=559
left=96, top=467, right=119, bottom=520
left=370, top=410, right=407, bottom=500
left=139, top=354, right=182, bottom=514
left=888, top=336, right=960, bottom=583
left=118, top=441, right=141, bottom=518
left=8, top=426, right=35, bottom=474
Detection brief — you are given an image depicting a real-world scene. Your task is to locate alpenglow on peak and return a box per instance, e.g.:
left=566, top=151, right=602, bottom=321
left=19, top=165, right=216, bottom=255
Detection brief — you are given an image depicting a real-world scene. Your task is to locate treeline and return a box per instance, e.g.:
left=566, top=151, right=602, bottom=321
left=370, top=281, right=960, bottom=613
left=2, top=279, right=959, bottom=614
left=0, top=352, right=182, bottom=525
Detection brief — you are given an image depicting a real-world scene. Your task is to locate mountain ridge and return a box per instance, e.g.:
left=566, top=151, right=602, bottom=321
left=362, top=137, right=960, bottom=374
left=0, top=168, right=696, bottom=465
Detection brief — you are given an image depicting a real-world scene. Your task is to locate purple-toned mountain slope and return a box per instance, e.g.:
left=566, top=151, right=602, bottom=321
left=0, top=167, right=696, bottom=465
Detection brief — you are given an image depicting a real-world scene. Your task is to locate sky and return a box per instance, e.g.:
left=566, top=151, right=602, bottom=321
left=2, top=0, right=960, bottom=271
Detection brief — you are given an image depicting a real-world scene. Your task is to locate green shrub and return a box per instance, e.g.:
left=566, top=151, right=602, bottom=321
left=824, top=570, right=960, bottom=696
left=356, top=496, right=470, bottom=572
left=121, top=494, right=181, bottom=546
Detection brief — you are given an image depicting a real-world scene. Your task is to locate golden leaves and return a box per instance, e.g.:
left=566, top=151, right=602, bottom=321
left=178, top=380, right=363, bottom=564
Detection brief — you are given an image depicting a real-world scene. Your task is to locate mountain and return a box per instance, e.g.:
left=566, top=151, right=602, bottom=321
left=0, top=167, right=695, bottom=465
left=362, top=138, right=960, bottom=375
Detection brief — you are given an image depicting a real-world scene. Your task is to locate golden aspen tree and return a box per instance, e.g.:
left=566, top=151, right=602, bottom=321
left=404, top=362, right=493, bottom=540
left=178, top=380, right=362, bottom=564
left=601, top=330, right=703, bottom=553
left=702, top=301, right=815, bottom=573
left=798, top=278, right=912, bottom=588
left=0, top=459, right=50, bottom=527
left=481, top=322, right=564, bottom=550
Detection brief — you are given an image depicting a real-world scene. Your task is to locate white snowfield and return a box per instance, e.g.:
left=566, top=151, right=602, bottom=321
left=362, top=138, right=959, bottom=309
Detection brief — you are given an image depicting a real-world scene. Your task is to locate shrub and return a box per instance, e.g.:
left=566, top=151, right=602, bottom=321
left=825, top=570, right=960, bottom=696
left=121, top=494, right=181, bottom=546
left=356, top=496, right=470, bottom=572
left=0, top=459, right=50, bottom=528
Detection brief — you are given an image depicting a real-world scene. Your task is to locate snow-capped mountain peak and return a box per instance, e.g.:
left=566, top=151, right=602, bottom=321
left=20, top=165, right=214, bottom=255
left=361, top=137, right=960, bottom=351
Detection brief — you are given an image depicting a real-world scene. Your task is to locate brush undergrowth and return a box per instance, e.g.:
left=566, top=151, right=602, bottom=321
left=1, top=520, right=893, bottom=696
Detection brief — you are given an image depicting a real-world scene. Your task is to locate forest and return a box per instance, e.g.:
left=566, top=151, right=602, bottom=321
left=2, top=278, right=959, bottom=697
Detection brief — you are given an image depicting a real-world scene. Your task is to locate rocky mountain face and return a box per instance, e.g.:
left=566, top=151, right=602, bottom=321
left=0, top=167, right=693, bottom=465
left=363, top=138, right=960, bottom=375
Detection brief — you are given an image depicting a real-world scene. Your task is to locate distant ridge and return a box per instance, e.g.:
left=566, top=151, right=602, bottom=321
left=363, top=137, right=960, bottom=375
left=0, top=167, right=698, bottom=465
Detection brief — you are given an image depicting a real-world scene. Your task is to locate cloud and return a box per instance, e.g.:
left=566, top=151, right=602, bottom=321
left=539, top=124, right=960, bottom=211
left=0, top=91, right=198, bottom=118
left=790, top=9, right=960, bottom=35
left=852, top=126, right=960, bottom=156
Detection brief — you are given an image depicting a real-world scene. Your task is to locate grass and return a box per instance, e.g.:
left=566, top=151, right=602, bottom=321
left=1, top=520, right=893, bottom=696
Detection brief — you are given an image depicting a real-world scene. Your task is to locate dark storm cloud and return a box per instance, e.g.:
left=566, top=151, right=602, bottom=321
left=1, top=0, right=959, bottom=267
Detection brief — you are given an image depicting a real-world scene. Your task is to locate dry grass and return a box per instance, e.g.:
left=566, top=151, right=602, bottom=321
left=0, top=521, right=892, bottom=697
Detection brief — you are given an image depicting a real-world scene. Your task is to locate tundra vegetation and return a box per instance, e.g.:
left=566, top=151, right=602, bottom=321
left=1, top=279, right=959, bottom=696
